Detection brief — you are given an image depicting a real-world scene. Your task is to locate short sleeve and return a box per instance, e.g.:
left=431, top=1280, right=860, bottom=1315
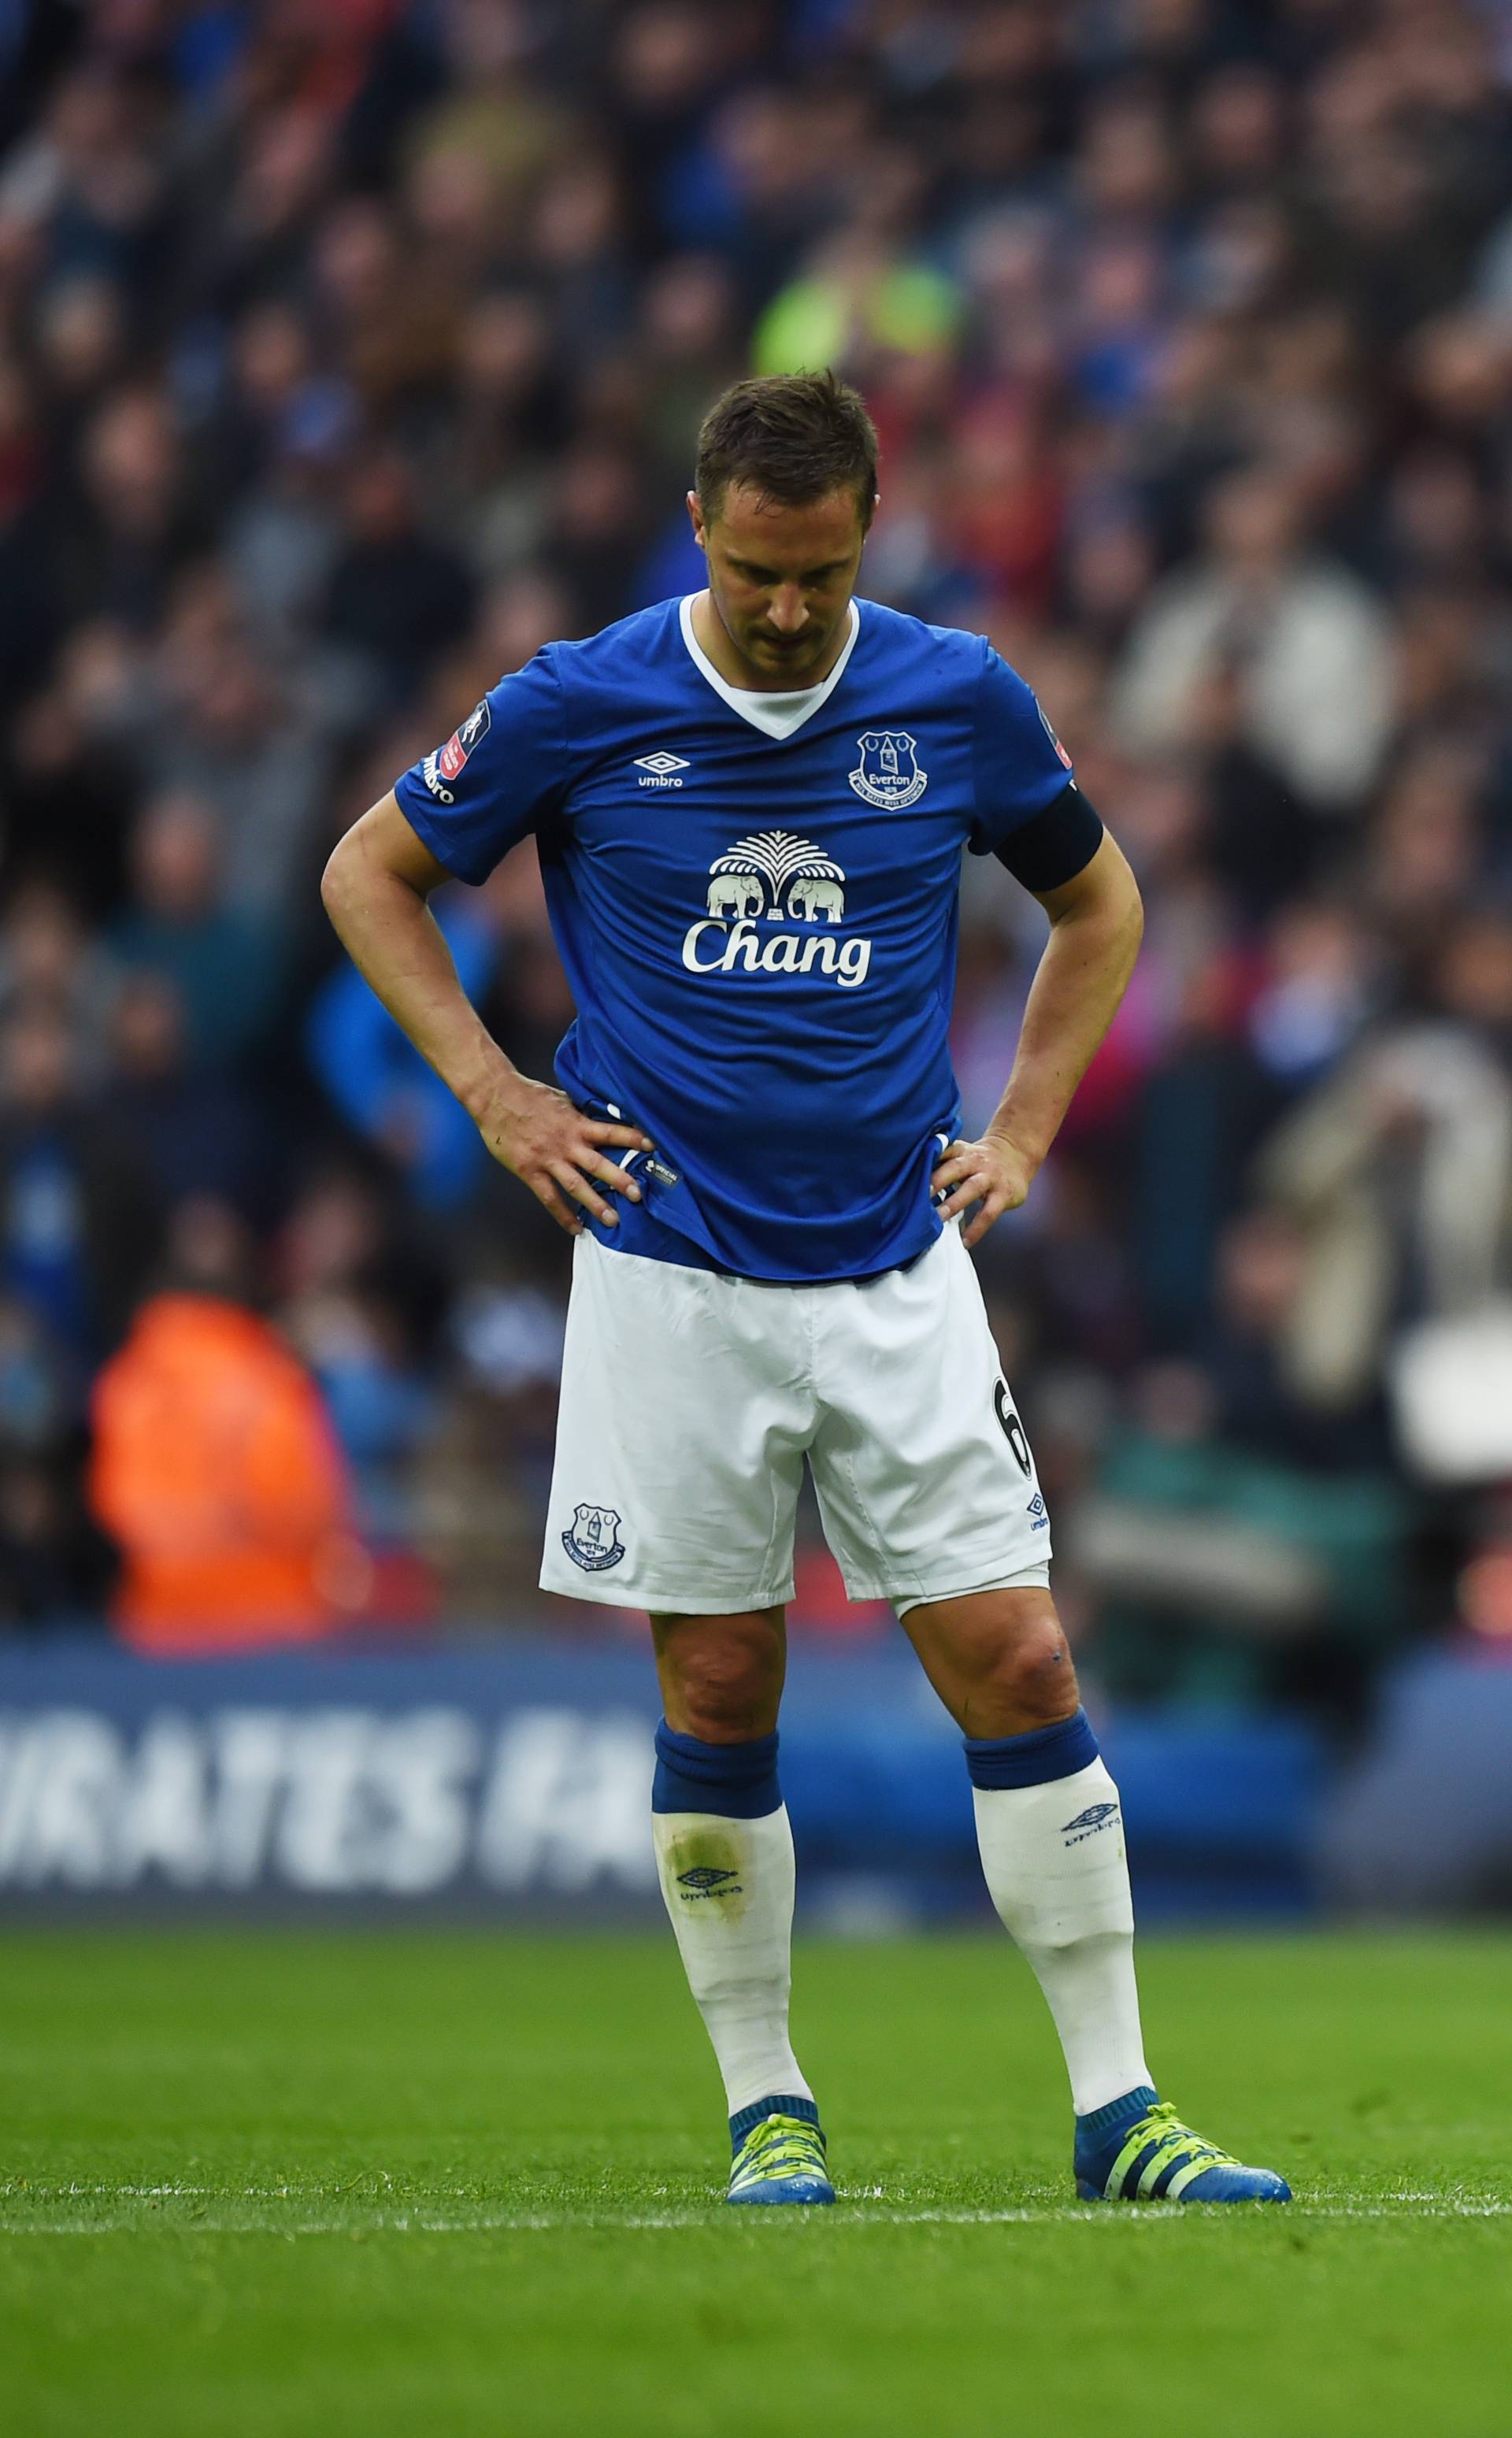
left=968, top=645, right=1077, bottom=855
left=392, top=650, right=568, bottom=884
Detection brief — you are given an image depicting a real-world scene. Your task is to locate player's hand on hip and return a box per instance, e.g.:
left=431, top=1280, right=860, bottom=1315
left=475, top=1073, right=653, bottom=1235
left=931, top=1128, right=1038, bottom=1249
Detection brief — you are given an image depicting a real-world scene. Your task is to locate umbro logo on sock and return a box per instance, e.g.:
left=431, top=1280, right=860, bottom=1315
left=1061, top=1802, right=1119, bottom=1847
left=676, top=1866, right=742, bottom=1899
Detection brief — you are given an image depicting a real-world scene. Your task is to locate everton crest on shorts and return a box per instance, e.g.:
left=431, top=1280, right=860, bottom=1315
left=560, top=1502, right=626, bottom=1572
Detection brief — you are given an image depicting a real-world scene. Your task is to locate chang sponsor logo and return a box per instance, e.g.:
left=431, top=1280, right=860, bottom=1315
left=681, top=829, right=873, bottom=990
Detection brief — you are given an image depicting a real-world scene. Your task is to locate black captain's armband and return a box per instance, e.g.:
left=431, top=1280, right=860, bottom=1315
left=993, top=783, right=1105, bottom=894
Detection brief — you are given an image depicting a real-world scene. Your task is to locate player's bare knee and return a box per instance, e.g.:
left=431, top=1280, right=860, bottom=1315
left=676, top=1662, right=773, bottom=1740
left=653, top=1614, right=782, bottom=1741
left=973, top=1620, right=1080, bottom=1735
left=1007, top=1620, right=1080, bottom=1720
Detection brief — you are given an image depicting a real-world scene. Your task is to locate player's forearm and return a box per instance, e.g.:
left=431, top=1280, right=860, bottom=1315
left=987, top=860, right=1143, bottom=1172
left=320, top=837, right=517, bottom=1123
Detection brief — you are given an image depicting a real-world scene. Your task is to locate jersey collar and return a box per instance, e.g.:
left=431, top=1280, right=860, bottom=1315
left=678, top=595, right=861, bottom=740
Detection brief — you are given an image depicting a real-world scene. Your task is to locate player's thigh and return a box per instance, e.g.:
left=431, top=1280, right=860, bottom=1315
left=542, top=1235, right=810, bottom=1610
left=808, top=1222, right=1051, bottom=1605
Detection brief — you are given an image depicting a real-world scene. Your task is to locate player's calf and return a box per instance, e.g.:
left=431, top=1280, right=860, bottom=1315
left=649, top=1702, right=829, bottom=2206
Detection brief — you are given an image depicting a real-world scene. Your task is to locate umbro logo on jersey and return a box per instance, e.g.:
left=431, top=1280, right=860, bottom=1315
left=634, top=751, right=690, bottom=787
left=681, top=831, right=872, bottom=990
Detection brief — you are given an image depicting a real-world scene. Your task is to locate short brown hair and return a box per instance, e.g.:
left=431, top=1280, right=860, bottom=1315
left=695, top=371, right=880, bottom=532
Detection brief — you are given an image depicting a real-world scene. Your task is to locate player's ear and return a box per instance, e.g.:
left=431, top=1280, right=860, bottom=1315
left=687, top=488, right=706, bottom=550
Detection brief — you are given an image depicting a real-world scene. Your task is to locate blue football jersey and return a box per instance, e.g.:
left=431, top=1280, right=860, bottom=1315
left=392, top=594, right=1073, bottom=1282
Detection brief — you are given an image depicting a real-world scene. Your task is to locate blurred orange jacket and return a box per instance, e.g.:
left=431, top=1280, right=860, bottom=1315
left=90, top=1293, right=359, bottom=1654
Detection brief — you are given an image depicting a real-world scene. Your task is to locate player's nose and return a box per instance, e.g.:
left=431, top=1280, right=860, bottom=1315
left=765, top=586, right=808, bottom=634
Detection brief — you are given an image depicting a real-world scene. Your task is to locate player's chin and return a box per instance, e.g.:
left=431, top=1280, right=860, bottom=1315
left=751, top=634, right=828, bottom=674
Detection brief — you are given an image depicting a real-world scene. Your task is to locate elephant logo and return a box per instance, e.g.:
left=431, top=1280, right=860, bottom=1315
left=706, top=873, right=765, bottom=919
left=561, top=1502, right=626, bottom=1572
left=705, top=831, right=846, bottom=919
left=849, top=729, right=926, bottom=810
left=786, top=874, right=844, bottom=923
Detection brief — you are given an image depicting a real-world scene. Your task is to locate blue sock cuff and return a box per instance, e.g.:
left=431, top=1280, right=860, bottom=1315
left=729, top=2093, right=820, bottom=2151
left=1075, top=2084, right=1158, bottom=2140
left=652, top=1722, right=781, bottom=1817
left=964, top=1705, right=1099, bottom=1789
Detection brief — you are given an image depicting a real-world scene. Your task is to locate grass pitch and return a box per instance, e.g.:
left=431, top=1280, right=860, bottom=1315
left=2, top=1929, right=1509, bottom=2436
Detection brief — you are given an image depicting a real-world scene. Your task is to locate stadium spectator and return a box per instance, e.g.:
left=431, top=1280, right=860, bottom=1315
left=0, top=1001, right=160, bottom=1362
left=109, top=790, right=284, bottom=1070
left=89, top=1195, right=361, bottom=1654
left=106, top=968, right=284, bottom=1226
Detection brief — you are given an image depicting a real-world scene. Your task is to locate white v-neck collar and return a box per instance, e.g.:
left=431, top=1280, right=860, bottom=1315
left=679, top=595, right=861, bottom=740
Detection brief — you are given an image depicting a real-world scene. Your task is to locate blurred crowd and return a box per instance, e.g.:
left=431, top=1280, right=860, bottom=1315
left=3, top=0, right=1512, bottom=1710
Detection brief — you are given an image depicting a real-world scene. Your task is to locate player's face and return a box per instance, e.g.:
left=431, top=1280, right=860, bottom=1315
left=690, top=481, right=870, bottom=687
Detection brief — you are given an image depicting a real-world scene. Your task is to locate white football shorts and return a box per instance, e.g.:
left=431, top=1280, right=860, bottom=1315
left=539, top=1220, right=1052, bottom=1615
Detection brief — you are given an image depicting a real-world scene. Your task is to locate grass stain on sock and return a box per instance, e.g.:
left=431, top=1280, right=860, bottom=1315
left=665, top=1828, right=752, bottom=1921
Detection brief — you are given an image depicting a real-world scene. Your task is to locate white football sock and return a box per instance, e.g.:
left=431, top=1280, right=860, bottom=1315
left=973, top=1756, right=1151, bottom=2116
left=652, top=1805, right=813, bottom=2119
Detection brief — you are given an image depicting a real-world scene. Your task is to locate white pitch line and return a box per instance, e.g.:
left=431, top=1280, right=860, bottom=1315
left=1, top=2198, right=1508, bottom=2235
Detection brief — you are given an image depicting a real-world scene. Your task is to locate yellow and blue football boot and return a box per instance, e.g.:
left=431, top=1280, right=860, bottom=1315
left=726, top=2096, right=835, bottom=2206
left=1075, top=2088, right=1291, bottom=2204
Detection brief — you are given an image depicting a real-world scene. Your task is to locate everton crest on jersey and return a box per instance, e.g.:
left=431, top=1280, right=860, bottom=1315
left=849, top=729, right=927, bottom=809
left=394, top=595, right=1074, bottom=1283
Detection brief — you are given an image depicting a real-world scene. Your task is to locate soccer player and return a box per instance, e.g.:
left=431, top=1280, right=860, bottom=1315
left=322, top=372, right=1290, bottom=2210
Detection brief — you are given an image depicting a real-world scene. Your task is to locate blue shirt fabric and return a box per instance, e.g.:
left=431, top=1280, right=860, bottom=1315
left=392, top=595, right=1073, bottom=1283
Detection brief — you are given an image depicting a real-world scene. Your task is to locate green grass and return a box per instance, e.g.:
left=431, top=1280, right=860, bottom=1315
left=2, top=1929, right=1510, bottom=2436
